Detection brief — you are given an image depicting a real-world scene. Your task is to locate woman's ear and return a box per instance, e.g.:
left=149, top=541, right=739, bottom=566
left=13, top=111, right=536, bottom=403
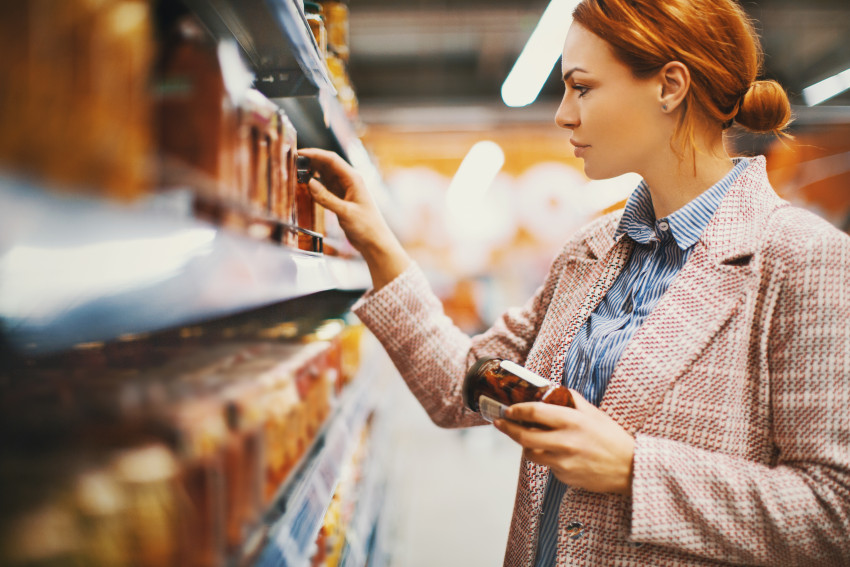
left=658, top=61, right=690, bottom=113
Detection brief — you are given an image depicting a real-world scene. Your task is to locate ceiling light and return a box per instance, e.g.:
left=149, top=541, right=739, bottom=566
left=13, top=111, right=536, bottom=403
left=501, top=0, right=580, bottom=108
left=802, top=67, right=850, bottom=106
left=446, top=141, right=505, bottom=217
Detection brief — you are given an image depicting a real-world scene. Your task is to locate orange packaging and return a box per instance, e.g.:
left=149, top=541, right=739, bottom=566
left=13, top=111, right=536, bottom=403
left=156, top=15, right=239, bottom=205
left=0, top=0, right=153, bottom=199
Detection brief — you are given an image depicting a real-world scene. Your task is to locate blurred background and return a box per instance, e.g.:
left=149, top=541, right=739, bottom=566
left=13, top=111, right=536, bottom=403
left=0, top=1, right=848, bottom=566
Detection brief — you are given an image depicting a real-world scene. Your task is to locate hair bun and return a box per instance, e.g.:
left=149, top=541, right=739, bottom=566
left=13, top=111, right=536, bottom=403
left=735, top=80, right=792, bottom=133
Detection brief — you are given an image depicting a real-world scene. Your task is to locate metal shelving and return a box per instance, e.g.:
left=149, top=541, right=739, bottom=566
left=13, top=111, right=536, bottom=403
left=0, top=177, right=370, bottom=355
left=184, top=0, right=359, bottom=159
left=247, top=340, right=389, bottom=567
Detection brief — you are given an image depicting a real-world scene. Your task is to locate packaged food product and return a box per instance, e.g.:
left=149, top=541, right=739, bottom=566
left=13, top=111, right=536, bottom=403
left=276, top=112, right=299, bottom=239
left=304, top=2, right=328, bottom=61
left=319, top=1, right=350, bottom=62
left=240, top=89, right=279, bottom=218
left=156, top=15, right=239, bottom=205
left=0, top=0, right=153, bottom=199
left=111, top=444, right=181, bottom=567
left=294, top=154, right=326, bottom=251
left=463, top=357, right=575, bottom=423
left=338, top=323, right=365, bottom=387
left=170, top=398, right=228, bottom=567
left=220, top=380, right=266, bottom=551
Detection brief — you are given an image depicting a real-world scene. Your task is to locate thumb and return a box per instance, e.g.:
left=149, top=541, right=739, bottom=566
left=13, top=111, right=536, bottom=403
left=567, top=389, right=593, bottom=411
left=308, top=178, right=348, bottom=216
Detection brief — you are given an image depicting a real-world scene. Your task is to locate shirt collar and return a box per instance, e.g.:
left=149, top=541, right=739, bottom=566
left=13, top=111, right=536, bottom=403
left=614, top=157, right=750, bottom=250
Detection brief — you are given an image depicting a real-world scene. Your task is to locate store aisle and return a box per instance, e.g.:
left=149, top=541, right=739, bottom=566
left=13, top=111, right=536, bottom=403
left=378, top=367, right=523, bottom=567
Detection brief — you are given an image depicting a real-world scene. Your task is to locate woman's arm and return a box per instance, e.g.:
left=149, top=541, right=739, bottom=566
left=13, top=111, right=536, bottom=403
left=298, top=148, right=411, bottom=290
left=300, top=149, right=575, bottom=428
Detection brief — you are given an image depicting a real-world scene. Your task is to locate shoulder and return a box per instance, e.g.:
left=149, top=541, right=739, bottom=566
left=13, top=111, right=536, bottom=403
left=762, top=204, right=850, bottom=269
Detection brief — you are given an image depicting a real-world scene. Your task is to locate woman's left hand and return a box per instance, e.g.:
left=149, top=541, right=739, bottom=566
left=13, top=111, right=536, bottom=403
left=494, top=390, right=635, bottom=495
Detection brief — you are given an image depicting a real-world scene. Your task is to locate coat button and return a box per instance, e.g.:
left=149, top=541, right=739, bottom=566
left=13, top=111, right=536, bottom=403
left=565, top=521, right=585, bottom=540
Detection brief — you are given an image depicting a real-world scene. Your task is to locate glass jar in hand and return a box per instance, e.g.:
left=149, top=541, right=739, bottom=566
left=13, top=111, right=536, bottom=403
left=463, top=357, right=575, bottom=425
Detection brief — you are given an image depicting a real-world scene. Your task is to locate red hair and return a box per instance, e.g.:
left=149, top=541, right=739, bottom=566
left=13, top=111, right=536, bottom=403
left=573, top=0, right=792, bottom=149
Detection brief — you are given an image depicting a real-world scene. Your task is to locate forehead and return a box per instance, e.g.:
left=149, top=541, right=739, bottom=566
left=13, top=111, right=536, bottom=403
left=561, top=23, right=618, bottom=75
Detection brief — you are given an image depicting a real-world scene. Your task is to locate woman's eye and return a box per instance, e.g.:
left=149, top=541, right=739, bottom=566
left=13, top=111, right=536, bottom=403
left=572, top=85, right=590, bottom=97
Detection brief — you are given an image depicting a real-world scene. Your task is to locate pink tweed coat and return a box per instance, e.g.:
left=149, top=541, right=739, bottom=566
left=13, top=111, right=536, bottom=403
left=352, top=156, right=850, bottom=566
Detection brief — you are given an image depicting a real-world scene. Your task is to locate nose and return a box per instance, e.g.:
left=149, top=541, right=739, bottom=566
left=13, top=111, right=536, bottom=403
left=555, top=91, right=579, bottom=130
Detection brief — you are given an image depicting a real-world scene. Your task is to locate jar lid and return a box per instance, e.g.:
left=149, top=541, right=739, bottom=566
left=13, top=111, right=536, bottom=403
left=304, top=1, right=323, bottom=14
left=462, top=355, right=501, bottom=412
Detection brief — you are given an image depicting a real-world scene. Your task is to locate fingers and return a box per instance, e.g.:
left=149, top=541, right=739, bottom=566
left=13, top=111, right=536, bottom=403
left=504, top=402, right=574, bottom=429
left=567, top=389, right=593, bottom=410
left=308, top=178, right=348, bottom=215
left=297, top=147, right=352, bottom=178
left=494, top=416, right=573, bottom=454
left=298, top=148, right=356, bottom=190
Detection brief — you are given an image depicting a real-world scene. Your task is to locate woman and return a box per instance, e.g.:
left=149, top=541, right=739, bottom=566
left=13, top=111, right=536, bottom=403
left=300, top=0, right=850, bottom=564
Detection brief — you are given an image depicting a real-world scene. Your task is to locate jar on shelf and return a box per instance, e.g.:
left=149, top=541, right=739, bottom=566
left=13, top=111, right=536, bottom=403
left=169, top=397, right=229, bottom=567
left=463, top=357, right=575, bottom=423
left=0, top=0, right=153, bottom=200
left=304, top=2, right=328, bottom=62
left=156, top=15, right=239, bottom=207
left=294, top=153, right=327, bottom=251
left=319, top=1, right=350, bottom=62
left=110, top=444, right=181, bottom=567
left=276, top=110, right=299, bottom=248
left=240, top=89, right=279, bottom=223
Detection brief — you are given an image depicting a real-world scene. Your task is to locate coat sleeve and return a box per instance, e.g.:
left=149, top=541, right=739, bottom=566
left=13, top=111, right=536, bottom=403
left=629, top=211, right=850, bottom=565
left=351, top=247, right=576, bottom=429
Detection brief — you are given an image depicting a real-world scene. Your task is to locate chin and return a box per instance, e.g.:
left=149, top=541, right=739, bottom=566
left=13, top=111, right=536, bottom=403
left=582, top=159, right=628, bottom=181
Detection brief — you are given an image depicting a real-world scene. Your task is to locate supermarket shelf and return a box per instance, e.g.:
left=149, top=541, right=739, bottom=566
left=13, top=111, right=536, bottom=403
left=0, top=177, right=371, bottom=356
left=249, top=342, right=386, bottom=567
left=338, top=410, right=391, bottom=567
left=276, top=93, right=360, bottom=159
left=185, top=0, right=331, bottom=98
left=184, top=0, right=357, bottom=160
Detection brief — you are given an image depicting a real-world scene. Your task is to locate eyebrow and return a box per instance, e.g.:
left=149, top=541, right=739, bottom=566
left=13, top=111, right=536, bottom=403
left=562, top=67, right=588, bottom=81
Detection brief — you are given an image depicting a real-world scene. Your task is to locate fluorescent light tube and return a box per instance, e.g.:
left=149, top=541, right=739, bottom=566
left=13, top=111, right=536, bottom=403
left=803, top=68, right=850, bottom=106
left=446, top=141, right=505, bottom=217
left=501, top=0, right=581, bottom=108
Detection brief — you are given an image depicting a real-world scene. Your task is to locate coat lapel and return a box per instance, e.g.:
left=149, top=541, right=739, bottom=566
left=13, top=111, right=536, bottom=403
left=599, top=156, right=784, bottom=433
left=521, top=218, right=632, bottom=543
left=599, top=244, right=752, bottom=433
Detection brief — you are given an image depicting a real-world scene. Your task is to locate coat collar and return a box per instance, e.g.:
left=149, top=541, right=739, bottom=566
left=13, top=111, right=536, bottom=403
left=700, top=155, right=785, bottom=264
left=582, top=156, right=784, bottom=264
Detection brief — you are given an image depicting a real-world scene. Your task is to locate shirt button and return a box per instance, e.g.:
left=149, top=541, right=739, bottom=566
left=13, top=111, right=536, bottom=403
left=565, top=521, right=586, bottom=540
left=657, top=220, right=669, bottom=231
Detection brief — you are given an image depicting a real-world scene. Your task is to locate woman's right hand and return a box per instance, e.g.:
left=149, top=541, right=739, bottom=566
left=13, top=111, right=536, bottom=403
left=297, top=148, right=410, bottom=290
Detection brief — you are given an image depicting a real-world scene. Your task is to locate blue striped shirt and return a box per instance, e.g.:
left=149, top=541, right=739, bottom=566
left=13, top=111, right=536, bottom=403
left=533, top=158, right=750, bottom=567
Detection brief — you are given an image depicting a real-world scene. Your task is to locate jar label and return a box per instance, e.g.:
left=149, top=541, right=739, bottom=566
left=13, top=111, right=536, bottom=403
left=499, top=360, right=550, bottom=388
left=479, top=395, right=508, bottom=423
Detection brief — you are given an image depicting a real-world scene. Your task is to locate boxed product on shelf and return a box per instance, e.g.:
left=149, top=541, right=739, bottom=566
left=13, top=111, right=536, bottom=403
left=0, top=0, right=154, bottom=199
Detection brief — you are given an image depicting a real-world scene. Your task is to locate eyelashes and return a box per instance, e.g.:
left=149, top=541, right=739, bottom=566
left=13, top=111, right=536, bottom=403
left=572, top=85, right=590, bottom=97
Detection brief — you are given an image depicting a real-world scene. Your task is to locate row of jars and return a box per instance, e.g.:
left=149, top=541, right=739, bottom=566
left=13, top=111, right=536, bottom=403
left=0, top=320, right=366, bottom=567
left=304, top=1, right=358, bottom=122
left=0, top=1, right=346, bottom=255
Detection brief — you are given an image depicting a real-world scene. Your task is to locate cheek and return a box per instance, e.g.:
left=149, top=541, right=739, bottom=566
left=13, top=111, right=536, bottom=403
left=587, top=92, right=658, bottom=163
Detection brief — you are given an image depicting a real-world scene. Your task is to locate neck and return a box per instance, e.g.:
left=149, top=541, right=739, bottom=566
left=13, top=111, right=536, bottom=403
left=640, top=134, right=734, bottom=219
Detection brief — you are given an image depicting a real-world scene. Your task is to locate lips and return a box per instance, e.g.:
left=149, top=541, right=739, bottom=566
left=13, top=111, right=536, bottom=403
left=570, top=139, right=590, bottom=158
